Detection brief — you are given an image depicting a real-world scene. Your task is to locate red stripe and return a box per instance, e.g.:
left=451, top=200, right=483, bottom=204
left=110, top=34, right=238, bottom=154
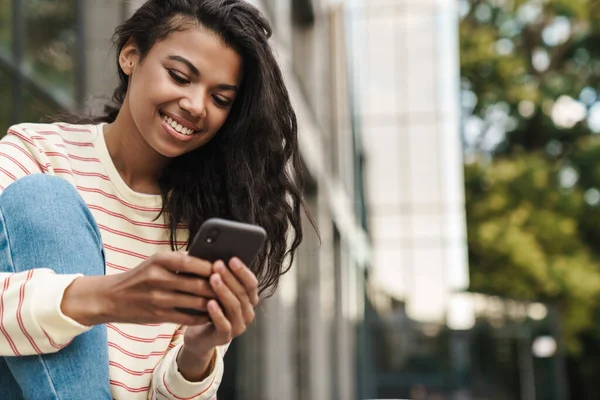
left=35, top=130, right=62, bottom=136
left=103, top=244, right=148, bottom=260
left=55, top=169, right=110, bottom=181
left=63, top=139, right=94, bottom=147
left=77, top=186, right=162, bottom=212
left=109, top=379, right=149, bottom=393
left=108, top=341, right=167, bottom=359
left=0, top=152, right=33, bottom=175
left=72, top=170, right=110, bottom=180
left=35, top=130, right=66, bottom=138
left=41, top=327, right=68, bottom=350
left=0, top=167, right=17, bottom=182
left=0, top=277, right=21, bottom=355
left=107, top=323, right=173, bottom=343
left=66, top=154, right=100, bottom=163
left=53, top=168, right=74, bottom=177
left=16, top=270, right=42, bottom=354
left=44, top=151, right=69, bottom=161
left=87, top=205, right=169, bottom=228
left=109, top=360, right=155, bottom=376
left=7, top=129, right=35, bottom=146
left=106, top=262, right=129, bottom=272
left=56, top=124, right=92, bottom=133
left=162, top=370, right=215, bottom=399
left=46, top=152, right=101, bottom=165
left=99, top=224, right=183, bottom=246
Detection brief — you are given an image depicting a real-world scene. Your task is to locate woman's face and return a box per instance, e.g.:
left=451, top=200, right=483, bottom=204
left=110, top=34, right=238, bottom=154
left=120, top=26, right=243, bottom=158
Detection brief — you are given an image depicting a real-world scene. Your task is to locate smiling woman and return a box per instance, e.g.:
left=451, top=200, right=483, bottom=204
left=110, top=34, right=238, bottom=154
left=106, top=26, right=243, bottom=160
left=0, top=1, right=316, bottom=399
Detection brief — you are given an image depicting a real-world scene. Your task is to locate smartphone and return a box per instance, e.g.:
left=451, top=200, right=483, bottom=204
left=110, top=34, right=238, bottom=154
left=188, top=218, right=267, bottom=266
left=177, top=218, right=267, bottom=316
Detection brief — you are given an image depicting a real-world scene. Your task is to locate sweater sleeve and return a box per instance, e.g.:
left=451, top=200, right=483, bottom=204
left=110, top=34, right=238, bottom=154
left=0, top=128, right=91, bottom=356
left=0, top=128, right=47, bottom=189
left=150, top=327, right=229, bottom=400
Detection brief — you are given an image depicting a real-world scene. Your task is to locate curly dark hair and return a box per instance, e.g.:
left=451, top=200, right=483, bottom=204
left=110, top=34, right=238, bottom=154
left=85, top=0, right=316, bottom=296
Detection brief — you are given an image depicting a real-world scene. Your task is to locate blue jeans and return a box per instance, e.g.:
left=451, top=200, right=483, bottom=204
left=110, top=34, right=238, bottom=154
left=0, top=175, right=111, bottom=399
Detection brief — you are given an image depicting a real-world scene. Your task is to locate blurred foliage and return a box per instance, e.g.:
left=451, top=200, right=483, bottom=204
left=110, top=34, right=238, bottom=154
left=465, top=155, right=600, bottom=349
left=24, top=0, right=77, bottom=98
left=0, top=0, right=72, bottom=132
left=460, top=0, right=600, bottom=399
left=461, top=0, right=600, bottom=347
left=461, top=0, right=600, bottom=154
left=461, top=0, right=600, bottom=395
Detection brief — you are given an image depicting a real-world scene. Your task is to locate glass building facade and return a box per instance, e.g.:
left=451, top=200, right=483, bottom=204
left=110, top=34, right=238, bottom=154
left=346, top=0, right=471, bottom=398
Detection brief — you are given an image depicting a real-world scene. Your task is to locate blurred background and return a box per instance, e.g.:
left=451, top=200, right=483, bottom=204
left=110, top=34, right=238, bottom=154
left=2, top=0, right=600, bottom=399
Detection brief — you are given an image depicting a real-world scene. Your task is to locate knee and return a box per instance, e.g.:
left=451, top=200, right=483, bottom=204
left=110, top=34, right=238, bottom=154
left=0, top=174, right=81, bottom=210
left=0, top=174, right=99, bottom=241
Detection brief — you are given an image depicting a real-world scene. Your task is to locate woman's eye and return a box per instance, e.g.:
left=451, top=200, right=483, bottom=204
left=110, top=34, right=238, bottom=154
left=168, top=70, right=189, bottom=84
left=213, top=95, right=232, bottom=108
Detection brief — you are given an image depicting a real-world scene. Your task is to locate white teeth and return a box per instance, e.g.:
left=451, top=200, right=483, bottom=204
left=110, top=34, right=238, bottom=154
left=161, top=113, right=195, bottom=135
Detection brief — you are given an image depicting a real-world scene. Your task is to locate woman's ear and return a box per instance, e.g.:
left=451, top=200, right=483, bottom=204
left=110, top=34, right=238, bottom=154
left=119, top=38, right=140, bottom=76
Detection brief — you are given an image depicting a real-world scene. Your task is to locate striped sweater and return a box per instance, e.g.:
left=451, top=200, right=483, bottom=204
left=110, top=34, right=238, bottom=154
left=0, top=122, right=226, bottom=399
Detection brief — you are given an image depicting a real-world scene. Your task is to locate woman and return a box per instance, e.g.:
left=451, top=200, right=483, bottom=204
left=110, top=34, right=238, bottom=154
left=0, top=0, right=312, bottom=398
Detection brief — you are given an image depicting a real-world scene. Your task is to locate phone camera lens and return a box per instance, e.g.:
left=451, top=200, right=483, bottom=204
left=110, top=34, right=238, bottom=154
left=206, top=229, right=219, bottom=244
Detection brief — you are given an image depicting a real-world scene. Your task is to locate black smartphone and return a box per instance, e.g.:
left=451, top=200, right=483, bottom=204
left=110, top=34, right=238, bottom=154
left=188, top=218, right=267, bottom=266
left=176, top=218, right=267, bottom=316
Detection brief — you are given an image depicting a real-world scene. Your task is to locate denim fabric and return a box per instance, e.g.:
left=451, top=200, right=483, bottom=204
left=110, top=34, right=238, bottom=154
left=0, top=175, right=111, bottom=399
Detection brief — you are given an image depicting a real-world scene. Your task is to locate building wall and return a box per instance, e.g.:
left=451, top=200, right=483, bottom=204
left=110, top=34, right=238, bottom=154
left=82, top=0, right=124, bottom=112
left=233, top=1, right=370, bottom=399
left=347, top=0, right=469, bottom=397
left=353, top=0, right=467, bottom=326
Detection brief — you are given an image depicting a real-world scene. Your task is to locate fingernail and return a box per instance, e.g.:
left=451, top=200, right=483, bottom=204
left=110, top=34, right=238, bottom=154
left=230, top=258, right=241, bottom=270
left=215, top=262, right=225, bottom=273
left=212, top=274, right=222, bottom=286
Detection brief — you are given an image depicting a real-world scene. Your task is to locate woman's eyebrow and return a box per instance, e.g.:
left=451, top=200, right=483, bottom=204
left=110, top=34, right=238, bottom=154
left=167, top=55, right=199, bottom=76
left=167, top=55, right=238, bottom=92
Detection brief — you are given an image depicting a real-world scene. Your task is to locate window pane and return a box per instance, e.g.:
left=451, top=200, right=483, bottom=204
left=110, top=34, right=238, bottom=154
left=0, top=68, right=13, bottom=136
left=24, top=0, right=77, bottom=101
left=0, top=0, right=10, bottom=55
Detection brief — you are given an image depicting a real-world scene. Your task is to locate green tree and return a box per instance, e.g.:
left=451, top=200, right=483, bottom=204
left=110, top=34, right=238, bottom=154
left=461, top=0, right=600, bottom=396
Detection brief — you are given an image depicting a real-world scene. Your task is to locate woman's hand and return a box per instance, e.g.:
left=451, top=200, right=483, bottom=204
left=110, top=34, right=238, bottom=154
left=176, top=257, right=259, bottom=381
left=61, top=252, right=218, bottom=326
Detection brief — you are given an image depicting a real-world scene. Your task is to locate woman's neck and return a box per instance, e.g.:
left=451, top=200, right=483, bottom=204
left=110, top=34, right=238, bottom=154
left=102, top=104, right=169, bottom=195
